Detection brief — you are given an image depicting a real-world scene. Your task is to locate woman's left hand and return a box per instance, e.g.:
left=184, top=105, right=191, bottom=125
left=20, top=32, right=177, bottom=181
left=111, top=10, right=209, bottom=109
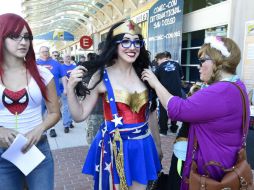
left=141, top=69, right=160, bottom=89
left=0, top=127, right=18, bottom=148
left=22, top=125, right=45, bottom=153
left=68, top=66, right=87, bottom=90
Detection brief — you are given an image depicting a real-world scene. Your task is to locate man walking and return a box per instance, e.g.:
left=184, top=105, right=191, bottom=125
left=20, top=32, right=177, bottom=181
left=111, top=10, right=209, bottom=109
left=61, top=55, right=76, bottom=133
left=37, top=46, right=64, bottom=137
left=155, top=51, right=183, bottom=135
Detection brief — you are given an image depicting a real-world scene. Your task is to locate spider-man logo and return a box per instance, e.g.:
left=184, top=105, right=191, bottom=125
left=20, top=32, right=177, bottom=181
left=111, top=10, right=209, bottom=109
left=2, top=88, right=29, bottom=114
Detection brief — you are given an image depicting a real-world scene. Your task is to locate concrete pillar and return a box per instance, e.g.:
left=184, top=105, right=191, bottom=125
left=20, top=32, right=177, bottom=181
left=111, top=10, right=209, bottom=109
left=229, top=0, right=254, bottom=76
left=93, top=32, right=101, bottom=53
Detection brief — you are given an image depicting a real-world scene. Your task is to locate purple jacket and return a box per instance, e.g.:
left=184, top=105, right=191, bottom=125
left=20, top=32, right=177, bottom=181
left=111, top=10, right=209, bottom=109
left=167, top=80, right=250, bottom=190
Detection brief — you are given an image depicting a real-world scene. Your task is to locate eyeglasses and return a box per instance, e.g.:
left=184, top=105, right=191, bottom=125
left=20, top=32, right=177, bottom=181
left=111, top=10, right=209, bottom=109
left=198, top=58, right=212, bottom=67
left=53, top=54, right=59, bottom=57
left=40, top=51, right=49, bottom=54
left=116, top=39, right=144, bottom=48
left=7, top=34, right=33, bottom=41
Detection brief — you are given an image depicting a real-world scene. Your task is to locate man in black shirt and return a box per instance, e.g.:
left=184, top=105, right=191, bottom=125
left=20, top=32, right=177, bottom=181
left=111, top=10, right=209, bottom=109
left=155, top=51, right=183, bottom=135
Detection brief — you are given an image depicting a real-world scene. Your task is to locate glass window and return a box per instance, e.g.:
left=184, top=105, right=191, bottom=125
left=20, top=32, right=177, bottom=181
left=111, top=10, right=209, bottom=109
left=181, top=49, right=187, bottom=64
left=182, top=66, right=200, bottom=82
left=95, top=2, right=104, bottom=8
left=101, top=33, right=108, bottom=41
left=189, top=66, right=200, bottom=82
left=184, top=0, right=226, bottom=14
left=191, top=30, right=205, bottom=47
left=182, top=30, right=205, bottom=48
left=205, top=25, right=227, bottom=37
left=190, top=49, right=200, bottom=65
left=182, top=35, right=188, bottom=49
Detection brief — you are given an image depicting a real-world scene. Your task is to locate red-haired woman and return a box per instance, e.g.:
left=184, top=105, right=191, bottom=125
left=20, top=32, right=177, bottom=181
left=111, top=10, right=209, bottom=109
left=0, top=13, right=60, bottom=190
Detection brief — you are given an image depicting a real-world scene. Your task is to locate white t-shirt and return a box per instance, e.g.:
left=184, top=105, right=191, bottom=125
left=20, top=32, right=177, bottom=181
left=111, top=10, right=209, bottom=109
left=0, top=66, right=53, bottom=134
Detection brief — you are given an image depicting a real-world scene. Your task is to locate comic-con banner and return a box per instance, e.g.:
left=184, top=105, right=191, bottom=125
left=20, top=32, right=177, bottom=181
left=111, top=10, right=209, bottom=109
left=148, top=0, right=184, bottom=62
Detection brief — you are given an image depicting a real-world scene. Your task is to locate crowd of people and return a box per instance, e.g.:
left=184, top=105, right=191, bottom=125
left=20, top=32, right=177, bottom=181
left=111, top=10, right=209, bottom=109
left=0, top=13, right=253, bottom=190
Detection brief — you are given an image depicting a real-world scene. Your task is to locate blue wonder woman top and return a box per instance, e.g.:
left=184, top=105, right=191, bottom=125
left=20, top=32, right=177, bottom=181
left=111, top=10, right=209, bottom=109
left=83, top=70, right=161, bottom=190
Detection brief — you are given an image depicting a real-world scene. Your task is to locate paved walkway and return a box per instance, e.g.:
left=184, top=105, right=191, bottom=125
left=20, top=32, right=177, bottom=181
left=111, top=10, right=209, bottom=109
left=47, top=120, right=88, bottom=150
left=48, top=120, right=254, bottom=190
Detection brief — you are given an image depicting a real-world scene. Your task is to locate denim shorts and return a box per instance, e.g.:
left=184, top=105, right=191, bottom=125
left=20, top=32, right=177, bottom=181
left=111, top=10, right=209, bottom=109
left=0, top=137, right=54, bottom=190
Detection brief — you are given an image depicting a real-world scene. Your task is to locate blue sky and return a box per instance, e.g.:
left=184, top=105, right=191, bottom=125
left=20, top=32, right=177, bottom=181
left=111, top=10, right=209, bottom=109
left=0, top=0, right=23, bottom=16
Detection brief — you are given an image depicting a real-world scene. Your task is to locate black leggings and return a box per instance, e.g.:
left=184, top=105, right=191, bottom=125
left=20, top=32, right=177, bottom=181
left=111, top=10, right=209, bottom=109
left=168, top=153, right=185, bottom=190
left=159, top=103, right=177, bottom=133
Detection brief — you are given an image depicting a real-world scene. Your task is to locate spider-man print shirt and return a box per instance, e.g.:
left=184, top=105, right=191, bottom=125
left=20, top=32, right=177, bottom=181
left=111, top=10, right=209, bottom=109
left=0, top=66, right=53, bottom=134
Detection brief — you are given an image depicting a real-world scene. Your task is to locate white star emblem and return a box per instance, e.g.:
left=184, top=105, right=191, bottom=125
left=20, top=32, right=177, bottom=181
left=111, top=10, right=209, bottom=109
left=133, top=129, right=141, bottom=134
left=111, top=114, right=123, bottom=127
left=98, top=140, right=102, bottom=147
left=101, top=127, right=107, bottom=137
left=104, top=162, right=111, bottom=172
left=105, top=78, right=108, bottom=81
left=96, top=165, right=100, bottom=172
left=110, top=98, right=114, bottom=101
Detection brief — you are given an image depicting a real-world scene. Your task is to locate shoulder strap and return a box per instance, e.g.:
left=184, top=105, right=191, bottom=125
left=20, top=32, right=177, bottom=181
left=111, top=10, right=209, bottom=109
left=103, top=69, right=124, bottom=129
left=102, top=69, right=118, bottom=116
left=229, top=82, right=248, bottom=147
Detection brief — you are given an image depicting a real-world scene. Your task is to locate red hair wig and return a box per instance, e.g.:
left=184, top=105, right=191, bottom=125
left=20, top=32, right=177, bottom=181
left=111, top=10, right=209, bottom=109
left=0, top=13, right=48, bottom=100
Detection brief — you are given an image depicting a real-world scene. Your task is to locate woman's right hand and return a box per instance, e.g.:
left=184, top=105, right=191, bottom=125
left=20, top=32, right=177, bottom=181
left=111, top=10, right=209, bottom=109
left=67, top=66, right=87, bottom=90
left=0, top=127, right=18, bottom=148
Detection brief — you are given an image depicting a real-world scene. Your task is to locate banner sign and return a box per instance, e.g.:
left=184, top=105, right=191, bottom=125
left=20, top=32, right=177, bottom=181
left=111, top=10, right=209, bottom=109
left=242, top=20, right=254, bottom=92
left=148, top=0, right=184, bottom=62
left=132, top=10, right=149, bottom=24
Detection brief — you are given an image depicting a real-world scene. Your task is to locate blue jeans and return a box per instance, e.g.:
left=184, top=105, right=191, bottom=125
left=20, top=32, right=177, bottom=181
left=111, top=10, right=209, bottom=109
left=0, top=139, right=54, bottom=190
left=61, top=94, right=72, bottom=128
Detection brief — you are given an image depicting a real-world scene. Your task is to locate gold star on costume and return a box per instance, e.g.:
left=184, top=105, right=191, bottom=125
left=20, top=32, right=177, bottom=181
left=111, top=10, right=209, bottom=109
left=113, top=20, right=141, bottom=36
left=131, top=91, right=147, bottom=113
left=105, top=89, right=148, bottom=113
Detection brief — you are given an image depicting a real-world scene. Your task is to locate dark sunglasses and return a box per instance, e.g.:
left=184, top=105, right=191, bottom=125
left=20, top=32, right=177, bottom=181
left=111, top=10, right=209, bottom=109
left=198, top=58, right=212, bottom=67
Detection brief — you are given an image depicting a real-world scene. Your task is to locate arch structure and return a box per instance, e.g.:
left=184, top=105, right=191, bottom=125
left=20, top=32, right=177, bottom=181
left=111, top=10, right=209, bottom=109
left=22, top=0, right=150, bottom=44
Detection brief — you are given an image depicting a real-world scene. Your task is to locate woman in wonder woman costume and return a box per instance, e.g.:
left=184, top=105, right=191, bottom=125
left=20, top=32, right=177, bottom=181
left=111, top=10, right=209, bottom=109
left=67, top=20, right=162, bottom=190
